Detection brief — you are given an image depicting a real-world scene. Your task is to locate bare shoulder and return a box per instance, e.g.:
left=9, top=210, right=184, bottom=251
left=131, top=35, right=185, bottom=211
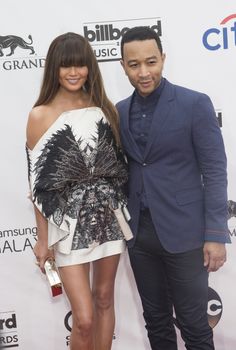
left=26, top=105, right=52, bottom=150
left=27, top=105, right=48, bottom=124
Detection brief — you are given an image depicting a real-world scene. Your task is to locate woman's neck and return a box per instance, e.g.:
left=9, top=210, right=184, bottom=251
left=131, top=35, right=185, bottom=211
left=53, top=87, right=92, bottom=110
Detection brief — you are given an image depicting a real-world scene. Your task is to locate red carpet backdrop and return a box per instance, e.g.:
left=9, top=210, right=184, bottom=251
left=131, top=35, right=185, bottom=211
left=0, top=0, right=235, bottom=349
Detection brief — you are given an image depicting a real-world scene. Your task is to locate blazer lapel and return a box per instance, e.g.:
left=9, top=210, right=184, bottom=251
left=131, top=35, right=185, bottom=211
left=120, top=95, right=143, bottom=163
left=144, top=80, right=175, bottom=159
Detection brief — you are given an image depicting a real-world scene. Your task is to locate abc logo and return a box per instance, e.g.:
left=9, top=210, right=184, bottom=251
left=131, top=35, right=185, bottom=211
left=207, top=287, right=222, bottom=328
left=64, top=310, right=116, bottom=342
left=173, top=287, right=222, bottom=329
left=64, top=311, right=72, bottom=332
left=64, top=287, right=223, bottom=332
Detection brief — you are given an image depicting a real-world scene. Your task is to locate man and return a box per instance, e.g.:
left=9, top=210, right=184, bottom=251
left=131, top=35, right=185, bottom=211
left=116, top=26, right=231, bottom=350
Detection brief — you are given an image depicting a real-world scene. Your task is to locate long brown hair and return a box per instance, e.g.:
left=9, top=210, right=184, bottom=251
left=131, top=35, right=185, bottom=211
left=34, top=32, right=120, bottom=144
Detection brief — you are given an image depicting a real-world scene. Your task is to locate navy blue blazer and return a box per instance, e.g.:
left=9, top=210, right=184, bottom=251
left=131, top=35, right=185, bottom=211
left=116, top=79, right=231, bottom=253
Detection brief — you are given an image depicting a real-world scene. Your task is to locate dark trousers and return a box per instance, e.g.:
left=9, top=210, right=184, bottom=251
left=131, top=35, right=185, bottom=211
left=128, top=209, right=214, bottom=350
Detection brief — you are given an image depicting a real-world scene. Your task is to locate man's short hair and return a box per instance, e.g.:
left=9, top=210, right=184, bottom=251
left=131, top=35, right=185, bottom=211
left=120, top=26, right=163, bottom=58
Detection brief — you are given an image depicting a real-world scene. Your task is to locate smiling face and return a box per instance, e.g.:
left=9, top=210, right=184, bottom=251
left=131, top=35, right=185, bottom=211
left=121, top=39, right=165, bottom=97
left=59, top=65, right=89, bottom=92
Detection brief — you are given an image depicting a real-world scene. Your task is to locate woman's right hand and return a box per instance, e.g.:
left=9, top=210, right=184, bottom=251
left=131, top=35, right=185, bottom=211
left=33, top=240, right=54, bottom=274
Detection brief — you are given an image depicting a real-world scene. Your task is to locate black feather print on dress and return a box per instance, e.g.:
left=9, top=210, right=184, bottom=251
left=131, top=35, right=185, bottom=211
left=93, top=118, right=128, bottom=206
left=26, top=145, right=32, bottom=183
left=33, top=124, right=89, bottom=226
left=32, top=118, right=127, bottom=249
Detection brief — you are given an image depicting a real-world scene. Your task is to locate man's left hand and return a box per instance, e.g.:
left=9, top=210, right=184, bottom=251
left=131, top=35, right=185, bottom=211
left=203, top=242, right=226, bottom=272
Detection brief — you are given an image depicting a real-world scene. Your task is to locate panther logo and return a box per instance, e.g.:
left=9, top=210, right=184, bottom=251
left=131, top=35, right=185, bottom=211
left=227, top=200, right=236, bottom=220
left=0, top=34, right=35, bottom=57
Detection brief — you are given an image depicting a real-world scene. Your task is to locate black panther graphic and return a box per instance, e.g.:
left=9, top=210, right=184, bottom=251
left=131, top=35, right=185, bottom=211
left=0, top=34, right=35, bottom=56
left=227, top=200, right=236, bottom=220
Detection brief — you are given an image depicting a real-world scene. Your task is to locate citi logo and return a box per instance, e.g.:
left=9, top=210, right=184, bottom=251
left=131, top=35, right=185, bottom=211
left=83, top=18, right=162, bottom=62
left=202, top=14, right=236, bottom=50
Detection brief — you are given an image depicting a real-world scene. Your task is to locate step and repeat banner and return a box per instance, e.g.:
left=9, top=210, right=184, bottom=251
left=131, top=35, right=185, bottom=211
left=1, top=1, right=235, bottom=349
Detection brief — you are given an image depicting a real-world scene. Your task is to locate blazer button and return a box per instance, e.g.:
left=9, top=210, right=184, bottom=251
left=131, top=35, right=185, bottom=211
left=142, top=163, right=147, bottom=166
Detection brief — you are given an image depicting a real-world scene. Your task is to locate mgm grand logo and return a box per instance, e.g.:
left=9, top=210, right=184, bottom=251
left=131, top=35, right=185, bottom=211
left=0, top=34, right=35, bottom=57
left=0, top=33, right=45, bottom=70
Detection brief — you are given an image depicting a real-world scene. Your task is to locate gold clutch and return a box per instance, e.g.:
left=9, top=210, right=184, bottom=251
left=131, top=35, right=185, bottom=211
left=44, top=258, right=63, bottom=297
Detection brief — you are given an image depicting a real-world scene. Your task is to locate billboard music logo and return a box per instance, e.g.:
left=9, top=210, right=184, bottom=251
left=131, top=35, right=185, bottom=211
left=202, top=14, right=236, bottom=50
left=0, top=311, right=19, bottom=348
left=0, top=33, right=45, bottom=71
left=83, top=17, right=162, bottom=62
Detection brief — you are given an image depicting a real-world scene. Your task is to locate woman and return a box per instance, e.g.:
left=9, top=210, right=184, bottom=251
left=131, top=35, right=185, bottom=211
left=26, top=32, right=129, bottom=350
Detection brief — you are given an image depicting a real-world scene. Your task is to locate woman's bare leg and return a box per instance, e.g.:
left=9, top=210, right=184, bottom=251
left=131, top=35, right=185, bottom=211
left=59, top=263, right=94, bottom=350
left=92, top=254, right=120, bottom=350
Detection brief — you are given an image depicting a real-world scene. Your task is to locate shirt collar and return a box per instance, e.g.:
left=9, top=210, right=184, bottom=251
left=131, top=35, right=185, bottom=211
left=134, top=77, right=165, bottom=105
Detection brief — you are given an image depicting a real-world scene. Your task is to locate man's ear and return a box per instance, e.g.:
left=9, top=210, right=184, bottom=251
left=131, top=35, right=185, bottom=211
left=120, top=59, right=124, bottom=68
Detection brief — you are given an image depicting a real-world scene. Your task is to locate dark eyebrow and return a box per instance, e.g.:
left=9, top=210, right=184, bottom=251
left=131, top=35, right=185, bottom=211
left=127, top=55, right=158, bottom=64
left=127, top=59, right=138, bottom=65
left=146, top=55, right=158, bottom=60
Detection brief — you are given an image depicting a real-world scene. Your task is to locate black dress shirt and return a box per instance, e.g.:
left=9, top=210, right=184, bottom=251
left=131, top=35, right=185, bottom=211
left=129, top=78, right=165, bottom=208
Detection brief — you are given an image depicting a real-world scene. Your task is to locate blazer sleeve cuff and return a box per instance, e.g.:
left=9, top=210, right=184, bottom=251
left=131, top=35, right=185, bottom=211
left=205, top=229, right=231, bottom=244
